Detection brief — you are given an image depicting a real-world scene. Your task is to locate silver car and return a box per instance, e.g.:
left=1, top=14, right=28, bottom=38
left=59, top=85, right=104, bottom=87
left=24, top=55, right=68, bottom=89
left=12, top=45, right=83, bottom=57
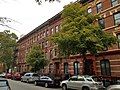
left=0, top=78, right=11, bottom=90
left=107, top=85, right=120, bottom=90
left=61, top=75, right=105, bottom=90
left=21, top=73, right=39, bottom=83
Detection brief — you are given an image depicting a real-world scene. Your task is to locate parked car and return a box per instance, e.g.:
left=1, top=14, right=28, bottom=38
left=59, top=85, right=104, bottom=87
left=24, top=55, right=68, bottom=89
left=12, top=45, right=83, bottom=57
left=107, top=80, right=120, bottom=90
left=21, top=73, right=40, bottom=83
left=0, top=78, right=11, bottom=90
left=107, top=84, right=120, bottom=90
left=60, top=75, right=105, bottom=90
left=11, top=72, right=23, bottom=80
left=0, top=73, right=6, bottom=78
left=5, top=73, right=12, bottom=79
left=34, top=76, right=60, bottom=88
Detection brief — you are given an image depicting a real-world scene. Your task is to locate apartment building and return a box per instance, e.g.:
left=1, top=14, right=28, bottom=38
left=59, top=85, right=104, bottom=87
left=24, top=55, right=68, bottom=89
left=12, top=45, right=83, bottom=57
left=17, top=0, right=120, bottom=79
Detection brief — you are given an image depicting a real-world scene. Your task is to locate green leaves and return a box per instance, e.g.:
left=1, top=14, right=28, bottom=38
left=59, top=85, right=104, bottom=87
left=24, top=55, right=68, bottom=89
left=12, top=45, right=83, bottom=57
left=50, top=2, right=117, bottom=58
left=26, top=44, right=48, bottom=72
left=0, top=30, right=18, bottom=69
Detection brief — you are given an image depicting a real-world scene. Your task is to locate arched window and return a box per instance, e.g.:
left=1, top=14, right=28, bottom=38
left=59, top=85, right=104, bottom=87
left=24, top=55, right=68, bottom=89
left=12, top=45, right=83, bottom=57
left=64, top=62, right=68, bottom=74
left=100, top=59, right=111, bottom=76
left=74, top=61, right=80, bottom=75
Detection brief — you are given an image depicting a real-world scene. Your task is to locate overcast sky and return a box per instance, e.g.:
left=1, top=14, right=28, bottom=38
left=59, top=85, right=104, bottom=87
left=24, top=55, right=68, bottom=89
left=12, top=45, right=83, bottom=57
left=0, top=0, right=76, bottom=38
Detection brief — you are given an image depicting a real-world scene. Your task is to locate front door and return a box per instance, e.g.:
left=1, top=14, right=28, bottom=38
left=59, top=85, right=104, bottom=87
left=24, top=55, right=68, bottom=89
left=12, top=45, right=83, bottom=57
left=54, top=62, right=60, bottom=76
left=83, top=59, right=94, bottom=75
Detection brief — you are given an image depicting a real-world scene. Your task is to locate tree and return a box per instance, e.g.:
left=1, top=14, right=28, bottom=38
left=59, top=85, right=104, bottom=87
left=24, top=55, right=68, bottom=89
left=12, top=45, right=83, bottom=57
left=26, top=44, right=48, bottom=72
left=0, top=30, right=18, bottom=71
left=35, top=0, right=60, bottom=5
left=50, top=2, right=117, bottom=74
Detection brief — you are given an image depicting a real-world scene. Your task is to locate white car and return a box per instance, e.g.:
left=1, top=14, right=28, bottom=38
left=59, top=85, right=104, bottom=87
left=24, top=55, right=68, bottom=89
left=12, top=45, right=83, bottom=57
left=21, top=73, right=40, bottom=83
left=107, top=85, right=120, bottom=90
left=60, top=75, right=105, bottom=90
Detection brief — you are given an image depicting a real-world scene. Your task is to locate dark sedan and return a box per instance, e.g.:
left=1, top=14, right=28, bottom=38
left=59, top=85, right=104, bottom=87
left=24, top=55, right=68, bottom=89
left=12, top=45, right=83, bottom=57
left=34, top=76, right=60, bottom=88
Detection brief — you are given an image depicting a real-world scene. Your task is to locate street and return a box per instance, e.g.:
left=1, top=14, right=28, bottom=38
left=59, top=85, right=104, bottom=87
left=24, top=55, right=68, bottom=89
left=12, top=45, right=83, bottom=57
left=8, top=79, right=61, bottom=90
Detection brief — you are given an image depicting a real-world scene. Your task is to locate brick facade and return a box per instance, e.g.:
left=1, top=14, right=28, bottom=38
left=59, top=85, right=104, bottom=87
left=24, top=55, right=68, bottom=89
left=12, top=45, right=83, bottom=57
left=17, top=0, right=120, bottom=79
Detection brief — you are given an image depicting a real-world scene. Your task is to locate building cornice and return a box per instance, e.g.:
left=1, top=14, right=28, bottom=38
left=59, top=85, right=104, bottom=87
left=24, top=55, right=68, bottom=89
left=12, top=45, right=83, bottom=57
left=17, top=12, right=62, bottom=43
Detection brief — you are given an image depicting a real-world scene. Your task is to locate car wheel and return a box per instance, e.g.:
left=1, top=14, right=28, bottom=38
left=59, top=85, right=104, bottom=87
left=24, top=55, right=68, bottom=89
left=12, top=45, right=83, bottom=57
left=62, top=84, right=67, bottom=90
left=34, top=81, right=38, bottom=86
left=45, top=83, right=48, bottom=88
left=82, top=87, right=90, bottom=90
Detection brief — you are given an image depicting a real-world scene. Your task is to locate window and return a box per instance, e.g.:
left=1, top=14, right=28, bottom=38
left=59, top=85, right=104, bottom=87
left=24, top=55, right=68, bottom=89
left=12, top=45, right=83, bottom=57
left=46, top=30, right=49, bottom=36
left=51, top=28, right=54, bottom=34
left=64, top=62, right=68, bottom=74
left=87, top=7, right=92, bottom=13
left=42, top=42, right=44, bottom=49
left=55, top=25, right=59, bottom=32
left=69, top=77, right=77, bottom=81
left=117, top=34, right=120, bottom=48
left=74, top=61, right=80, bottom=75
left=100, top=59, right=111, bottom=76
left=45, top=41, right=48, bottom=47
left=43, top=32, right=46, bottom=37
left=114, top=12, right=120, bottom=25
left=54, top=49, right=57, bottom=56
left=98, top=18, right=105, bottom=29
left=96, top=2, right=102, bottom=13
left=86, top=78, right=92, bottom=81
left=50, top=49, right=52, bottom=59
left=77, top=77, right=85, bottom=81
left=25, top=74, right=30, bottom=76
left=111, top=0, right=118, bottom=6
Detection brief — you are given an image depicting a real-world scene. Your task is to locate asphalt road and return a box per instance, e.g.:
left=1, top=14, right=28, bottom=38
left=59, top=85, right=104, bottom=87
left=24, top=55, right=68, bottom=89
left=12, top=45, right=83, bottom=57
left=8, top=79, right=61, bottom=90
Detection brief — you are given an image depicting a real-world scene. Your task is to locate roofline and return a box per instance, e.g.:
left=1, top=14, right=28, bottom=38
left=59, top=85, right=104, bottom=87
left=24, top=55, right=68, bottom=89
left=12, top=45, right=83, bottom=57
left=18, top=12, right=62, bottom=43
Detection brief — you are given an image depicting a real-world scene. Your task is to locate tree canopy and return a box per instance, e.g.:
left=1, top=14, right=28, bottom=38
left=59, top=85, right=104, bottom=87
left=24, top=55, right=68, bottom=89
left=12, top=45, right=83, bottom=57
left=50, top=2, right=117, bottom=58
left=0, top=30, right=18, bottom=71
left=26, top=44, right=48, bottom=72
left=35, top=0, right=60, bottom=5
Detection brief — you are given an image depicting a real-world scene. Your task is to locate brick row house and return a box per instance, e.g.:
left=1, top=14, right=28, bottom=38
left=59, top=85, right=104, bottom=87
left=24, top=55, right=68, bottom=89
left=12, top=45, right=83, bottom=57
left=16, top=0, right=120, bottom=80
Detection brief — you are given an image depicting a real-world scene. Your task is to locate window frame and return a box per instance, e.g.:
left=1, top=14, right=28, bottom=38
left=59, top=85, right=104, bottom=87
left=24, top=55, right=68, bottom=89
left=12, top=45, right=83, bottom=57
left=55, top=25, right=59, bottom=32
left=114, top=12, right=120, bottom=26
left=117, top=34, right=120, bottom=48
left=87, top=7, right=92, bottom=13
left=73, top=61, right=80, bottom=75
left=96, top=2, right=102, bottom=13
left=64, top=62, right=69, bottom=74
left=111, top=0, right=118, bottom=6
left=100, top=59, right=111, bottom=76
left=51, top=28, right=54, bottom=34
left=98, top=18, right=105, bottom=29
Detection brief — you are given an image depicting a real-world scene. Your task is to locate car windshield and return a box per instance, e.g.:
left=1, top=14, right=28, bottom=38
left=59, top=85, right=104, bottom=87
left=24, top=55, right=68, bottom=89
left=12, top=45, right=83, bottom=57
left=0, top=81, right=7, bottom=87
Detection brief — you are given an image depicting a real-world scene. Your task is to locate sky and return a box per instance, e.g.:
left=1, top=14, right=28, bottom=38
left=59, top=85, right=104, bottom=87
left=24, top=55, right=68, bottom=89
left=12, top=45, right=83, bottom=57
left=0, top=0, right=76, bottom=38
